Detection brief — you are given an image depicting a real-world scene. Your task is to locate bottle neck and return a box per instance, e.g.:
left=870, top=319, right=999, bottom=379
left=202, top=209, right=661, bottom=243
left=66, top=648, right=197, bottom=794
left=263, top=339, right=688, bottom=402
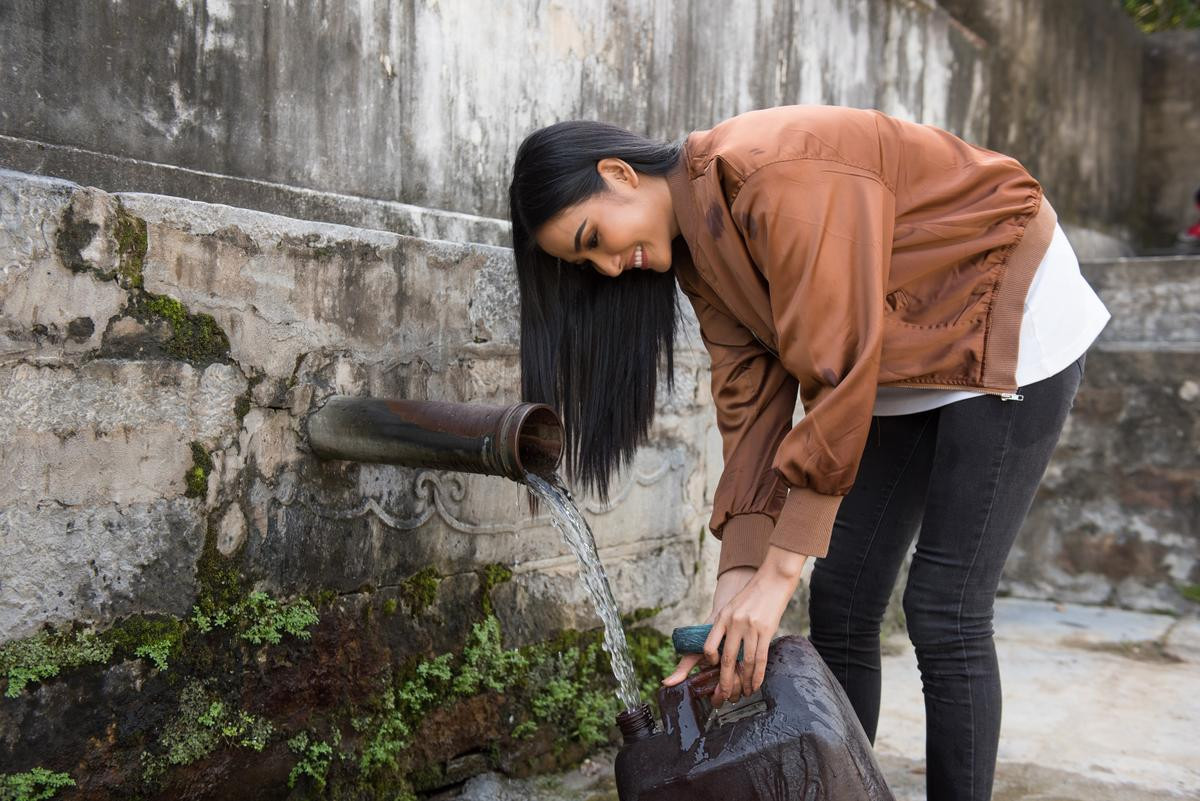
left=616, top=703, right=656, bottom=744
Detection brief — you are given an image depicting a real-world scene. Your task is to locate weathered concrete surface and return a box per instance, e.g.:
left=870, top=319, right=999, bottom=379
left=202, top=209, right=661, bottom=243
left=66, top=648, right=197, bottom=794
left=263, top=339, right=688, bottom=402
left=938, top=0, right=1145, bottom=257
left=0, top=167, right=721, bottom=795
left=0, top=0, right=986, bottom=225
left=2, top=164, right=1196, bottom=793
left=1136, top=30, right=1200, bottom=250
left=876, top=598, right=1200, bottom=798
left=1003, top=257, right=1200, bottom=612
left=444, top=598, right=1200, bottom=801
left=0, top=167, right=721, bottom=649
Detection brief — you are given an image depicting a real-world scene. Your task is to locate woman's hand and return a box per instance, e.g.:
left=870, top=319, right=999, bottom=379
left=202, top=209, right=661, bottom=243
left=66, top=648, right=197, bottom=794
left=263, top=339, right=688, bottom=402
left=661, top=566, right=756, bottom=696
left=661, top=546, right=808, bottom=706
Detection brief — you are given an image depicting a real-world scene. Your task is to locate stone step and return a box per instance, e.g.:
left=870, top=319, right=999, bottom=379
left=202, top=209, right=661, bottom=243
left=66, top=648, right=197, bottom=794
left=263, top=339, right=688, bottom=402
left=1081, top=256, right=1200, bottom=348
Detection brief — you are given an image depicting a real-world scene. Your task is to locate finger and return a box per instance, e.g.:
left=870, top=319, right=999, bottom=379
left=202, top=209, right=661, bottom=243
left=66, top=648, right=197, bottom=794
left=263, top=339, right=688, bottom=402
left=730, top=669, right=745, bottom=704
left=662, top=653, right=702, bottom=686
left=703, top=615, right=728, bottom=668
left=739, top=631, right=759, bottom=696
left=751, top=636, right=771, bottom=694
left=719, top=624, right=743, bottom=704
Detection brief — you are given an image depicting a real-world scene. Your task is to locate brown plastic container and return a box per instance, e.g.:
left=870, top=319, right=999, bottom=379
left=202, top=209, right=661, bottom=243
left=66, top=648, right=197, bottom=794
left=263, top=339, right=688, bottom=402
left=614, top=635, right=894, bottom=800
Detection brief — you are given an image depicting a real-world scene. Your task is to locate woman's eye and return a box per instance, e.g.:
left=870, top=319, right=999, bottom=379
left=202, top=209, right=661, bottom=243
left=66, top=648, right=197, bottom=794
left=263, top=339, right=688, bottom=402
left=589, top=232, right=598, bottom=249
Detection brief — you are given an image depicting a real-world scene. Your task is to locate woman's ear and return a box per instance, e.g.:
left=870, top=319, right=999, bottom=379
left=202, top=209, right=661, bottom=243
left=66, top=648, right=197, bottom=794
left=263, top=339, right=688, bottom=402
left=597, top=157, right=639, bottom=189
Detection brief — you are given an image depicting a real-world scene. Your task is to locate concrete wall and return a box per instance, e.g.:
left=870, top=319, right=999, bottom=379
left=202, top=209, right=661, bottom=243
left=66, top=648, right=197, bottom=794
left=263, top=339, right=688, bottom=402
left=0, top=168, right=726, bottom=794
left=1136, top=29, right=1200, bottom=250
left=0, top=0, right=1193, bottom=795
left=1, top=0, right=990, bottom=227
left=938, top=0, right=1146, bottom=256
left=1003, top=255, right=1200, bottom=611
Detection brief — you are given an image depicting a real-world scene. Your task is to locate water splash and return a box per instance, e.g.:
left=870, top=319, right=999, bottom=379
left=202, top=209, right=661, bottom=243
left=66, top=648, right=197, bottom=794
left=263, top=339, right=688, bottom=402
left=524, top=471, right=641, bottom=712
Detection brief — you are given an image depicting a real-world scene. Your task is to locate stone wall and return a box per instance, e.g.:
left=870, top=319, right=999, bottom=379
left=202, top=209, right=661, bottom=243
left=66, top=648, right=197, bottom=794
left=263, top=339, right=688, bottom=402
left=937, top=0, right=1146, bottom=257
left=1, top=0, right=989, bottom=229
left=1, top=0, right=1195, bottom=796
left=1136, top=29, right=1200, bottom=250
left=1003, top=255, right=1200, bottom=611
left=0, top=169, right=721, bottom=796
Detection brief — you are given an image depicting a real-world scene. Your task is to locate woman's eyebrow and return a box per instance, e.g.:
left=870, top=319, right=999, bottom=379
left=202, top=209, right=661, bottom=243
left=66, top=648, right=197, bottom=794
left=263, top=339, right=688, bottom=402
left=574, top=218, right=588, bottom=253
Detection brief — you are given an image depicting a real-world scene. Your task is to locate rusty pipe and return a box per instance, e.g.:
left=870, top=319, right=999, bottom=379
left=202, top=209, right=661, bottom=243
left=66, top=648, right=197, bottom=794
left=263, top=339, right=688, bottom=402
left=305, top=396, right=564, bottom=481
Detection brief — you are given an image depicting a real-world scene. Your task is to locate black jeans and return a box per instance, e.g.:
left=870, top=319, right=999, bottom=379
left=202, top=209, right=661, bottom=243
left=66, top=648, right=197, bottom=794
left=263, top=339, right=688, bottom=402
left=808, top=354, right=1086, bottom=801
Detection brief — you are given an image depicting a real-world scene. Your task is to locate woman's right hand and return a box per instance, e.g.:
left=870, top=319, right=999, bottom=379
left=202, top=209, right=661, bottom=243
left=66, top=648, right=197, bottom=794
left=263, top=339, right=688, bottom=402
left=660, top=566, right=757, bottom=698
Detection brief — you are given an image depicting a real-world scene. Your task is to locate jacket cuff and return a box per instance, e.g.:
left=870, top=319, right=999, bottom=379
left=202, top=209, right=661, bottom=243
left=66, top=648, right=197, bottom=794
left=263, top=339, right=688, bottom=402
left=715, top=513, right=775, bottom=576
left=769, top=487, right=844, bottom=559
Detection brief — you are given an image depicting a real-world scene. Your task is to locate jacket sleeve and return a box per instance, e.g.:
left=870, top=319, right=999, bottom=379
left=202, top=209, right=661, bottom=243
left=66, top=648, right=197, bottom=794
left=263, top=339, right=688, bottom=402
left=681, top=286, right=798, bottom=576
left=729, top=159, right=896, bottom=563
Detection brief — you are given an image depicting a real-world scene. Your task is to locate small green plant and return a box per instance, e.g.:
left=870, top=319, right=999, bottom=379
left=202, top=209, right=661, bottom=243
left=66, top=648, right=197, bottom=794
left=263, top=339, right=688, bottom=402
left=1179, top=584, right=1200, bottom=604
left=142, top=681, right=273, bottom=780
left=191, top=590, right=319, bottom=645
left=134, top=638, right=175, bottom=671
left=287, top=730, right=340, bottom=790
left=0, top=629, right=114, bottom=698
left=453, top=616, right=528, bottom=695
left=0, top=768, right=76, bottom=801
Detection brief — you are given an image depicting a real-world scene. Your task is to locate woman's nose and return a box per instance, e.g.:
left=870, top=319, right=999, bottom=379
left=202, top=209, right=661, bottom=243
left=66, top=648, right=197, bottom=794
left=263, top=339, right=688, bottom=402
left=595, top=255, right=621, bottom=277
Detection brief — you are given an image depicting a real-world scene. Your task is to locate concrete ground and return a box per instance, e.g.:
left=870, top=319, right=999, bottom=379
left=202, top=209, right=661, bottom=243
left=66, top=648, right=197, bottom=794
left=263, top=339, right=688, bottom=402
left=446, top=597, right=1200, bottom=800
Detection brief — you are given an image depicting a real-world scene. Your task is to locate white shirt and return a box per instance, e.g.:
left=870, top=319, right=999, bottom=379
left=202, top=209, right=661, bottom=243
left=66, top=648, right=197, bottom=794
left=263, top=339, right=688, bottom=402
left=872, top=221, right=1111, bottom=416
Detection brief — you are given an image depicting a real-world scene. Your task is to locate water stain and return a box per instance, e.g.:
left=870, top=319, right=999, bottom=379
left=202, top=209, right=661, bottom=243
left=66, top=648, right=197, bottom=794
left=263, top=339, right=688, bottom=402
left=705, top=202, right=725, bottom=238
left=739, top=210, right=759, bottom=240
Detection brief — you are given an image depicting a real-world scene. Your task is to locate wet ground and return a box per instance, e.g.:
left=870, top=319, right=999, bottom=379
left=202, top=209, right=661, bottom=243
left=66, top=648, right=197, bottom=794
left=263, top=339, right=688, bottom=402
left=443, top=597, right=1200, bottom=800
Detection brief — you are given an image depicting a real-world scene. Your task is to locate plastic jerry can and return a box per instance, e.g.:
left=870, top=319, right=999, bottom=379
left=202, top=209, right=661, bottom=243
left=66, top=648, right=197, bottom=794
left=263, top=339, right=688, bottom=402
left=614, top=634, right=894, bottom=800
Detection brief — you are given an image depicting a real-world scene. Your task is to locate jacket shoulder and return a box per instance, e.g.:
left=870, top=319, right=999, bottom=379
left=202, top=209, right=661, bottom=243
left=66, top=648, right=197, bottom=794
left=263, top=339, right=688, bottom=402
left=684, top=105, right=890, bottom=186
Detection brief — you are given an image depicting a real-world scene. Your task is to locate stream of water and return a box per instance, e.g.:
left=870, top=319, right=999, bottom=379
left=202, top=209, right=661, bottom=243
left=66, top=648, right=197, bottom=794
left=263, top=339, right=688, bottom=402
left=523, top=471, right=642, bottom=712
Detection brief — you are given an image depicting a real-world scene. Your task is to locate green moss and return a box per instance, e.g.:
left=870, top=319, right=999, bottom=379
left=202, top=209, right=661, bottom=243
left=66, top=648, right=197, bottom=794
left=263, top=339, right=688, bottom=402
left=1180, top=584, right=1200, bottom=604
left=143, top=294, right=230, bottom=365
left=0, top=628, right=115, bottom=698
left=0, top=768, right=76, bottom=801
left=184, top=441, right=213, bottom=499
left=621, top=606, right=663, bottom=626
left=104, top=615, right=186, bottom=671
left=193, top=524, right=245, bottom=626
left=141, top=680, right=273, bottom=781
left=478, top=562, right=513, bottom=617
left=398, top=567, right=441, bottom=615
left=114, top=205, right=147, bottom=290
left=382, top=598, right=398, bottom=616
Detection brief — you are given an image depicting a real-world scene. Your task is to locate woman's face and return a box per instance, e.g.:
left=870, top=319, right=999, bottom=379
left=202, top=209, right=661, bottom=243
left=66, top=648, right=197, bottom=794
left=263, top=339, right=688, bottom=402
left=535, top=158, right=678, bottom=278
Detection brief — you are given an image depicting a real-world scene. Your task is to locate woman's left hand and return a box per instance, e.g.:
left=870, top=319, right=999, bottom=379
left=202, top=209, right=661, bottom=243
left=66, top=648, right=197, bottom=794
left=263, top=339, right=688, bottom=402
left=705, top=545, right=808, bottom=707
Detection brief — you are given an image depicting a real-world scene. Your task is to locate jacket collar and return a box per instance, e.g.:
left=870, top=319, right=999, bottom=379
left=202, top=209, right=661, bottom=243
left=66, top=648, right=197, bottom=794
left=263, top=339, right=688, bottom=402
left=666, top=148, right=724, bottom=293
left=665, top=146, right=780, bottom=350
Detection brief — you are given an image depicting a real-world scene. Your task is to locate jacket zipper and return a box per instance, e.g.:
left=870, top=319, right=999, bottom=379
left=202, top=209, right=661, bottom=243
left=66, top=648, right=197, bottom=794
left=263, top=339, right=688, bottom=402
left=749, top=328, right=779, bottom=358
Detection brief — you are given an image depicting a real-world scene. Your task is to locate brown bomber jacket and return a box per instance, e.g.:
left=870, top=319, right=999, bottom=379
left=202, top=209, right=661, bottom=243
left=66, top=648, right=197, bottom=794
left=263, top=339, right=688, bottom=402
left=665, top=104, right=1058, bottom=575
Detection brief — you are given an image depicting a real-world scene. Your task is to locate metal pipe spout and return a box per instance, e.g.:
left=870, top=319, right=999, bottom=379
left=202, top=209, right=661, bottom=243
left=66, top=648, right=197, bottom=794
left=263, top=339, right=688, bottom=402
left=305, top=396, right=564, bottom=481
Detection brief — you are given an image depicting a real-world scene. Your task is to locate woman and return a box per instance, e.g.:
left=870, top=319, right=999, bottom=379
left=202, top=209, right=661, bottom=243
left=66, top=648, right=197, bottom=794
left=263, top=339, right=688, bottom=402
left=508, top=104, right=1109, bottom=800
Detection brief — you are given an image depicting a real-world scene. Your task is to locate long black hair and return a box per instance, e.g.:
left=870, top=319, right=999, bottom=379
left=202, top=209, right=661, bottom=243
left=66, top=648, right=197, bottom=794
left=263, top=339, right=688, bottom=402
left=509, top=121, right=683, bottom=504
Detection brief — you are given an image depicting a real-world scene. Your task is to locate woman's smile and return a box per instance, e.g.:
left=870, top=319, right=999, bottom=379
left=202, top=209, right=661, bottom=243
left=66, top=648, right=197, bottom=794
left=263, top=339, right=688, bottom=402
left=629, top=244, right=646, bottom=270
